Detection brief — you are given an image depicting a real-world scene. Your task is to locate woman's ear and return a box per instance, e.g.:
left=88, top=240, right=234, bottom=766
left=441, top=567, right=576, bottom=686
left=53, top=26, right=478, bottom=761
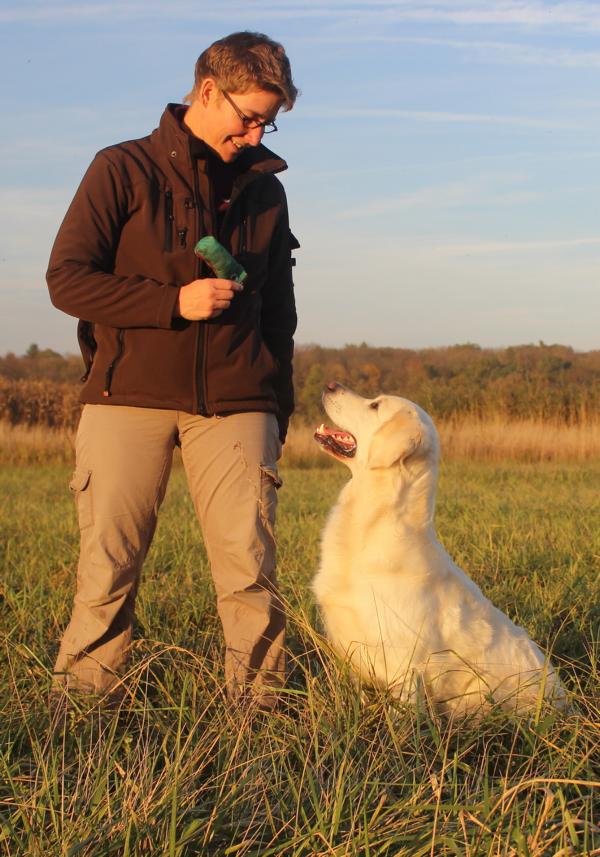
left=198, top=77, right=218, bottom=106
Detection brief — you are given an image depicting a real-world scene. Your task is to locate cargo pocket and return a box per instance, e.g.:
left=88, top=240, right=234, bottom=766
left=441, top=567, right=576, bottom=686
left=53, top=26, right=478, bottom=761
left=69, top=468, right=93, bottom=530
left=259, top=464, right=282, bottom=535
left=260, top=465, right=282, bottom=490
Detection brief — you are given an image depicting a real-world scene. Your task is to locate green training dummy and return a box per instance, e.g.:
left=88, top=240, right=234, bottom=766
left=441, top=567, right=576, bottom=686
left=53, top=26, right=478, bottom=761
left=194, top=236, right=248, bottom=285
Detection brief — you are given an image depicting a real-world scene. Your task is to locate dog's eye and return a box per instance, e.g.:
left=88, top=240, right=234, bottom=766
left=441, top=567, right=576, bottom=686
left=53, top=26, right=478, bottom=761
left=369, top=401, right=380, bottom=410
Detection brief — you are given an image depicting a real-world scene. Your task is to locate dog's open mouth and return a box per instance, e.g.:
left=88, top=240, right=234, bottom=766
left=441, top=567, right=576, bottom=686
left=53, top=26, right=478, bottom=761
left=314, top=423, right=357, bottom=458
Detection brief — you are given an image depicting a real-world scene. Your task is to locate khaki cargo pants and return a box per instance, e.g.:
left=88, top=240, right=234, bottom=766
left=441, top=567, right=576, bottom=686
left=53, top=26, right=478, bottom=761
left=53, top=404, right=285, bottom=704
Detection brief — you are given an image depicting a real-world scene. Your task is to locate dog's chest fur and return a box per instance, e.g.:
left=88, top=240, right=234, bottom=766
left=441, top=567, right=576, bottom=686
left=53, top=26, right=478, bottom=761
left=314, top=476, right=443, bottom=658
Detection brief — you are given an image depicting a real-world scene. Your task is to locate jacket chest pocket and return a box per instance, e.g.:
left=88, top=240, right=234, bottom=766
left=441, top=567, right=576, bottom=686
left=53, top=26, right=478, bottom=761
left=163, top=187, right=195, bottom=253
left=225, top=221, right=270, bottom=291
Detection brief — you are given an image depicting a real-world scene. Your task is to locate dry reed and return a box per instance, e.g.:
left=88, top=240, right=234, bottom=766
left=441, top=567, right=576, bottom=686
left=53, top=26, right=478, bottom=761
left=4, top=417, right=600, bottom=465
left=439, top=415, right=600, bottom=461
left=283, top=417, right=600, bottom=466
left=0, top=421, right=76, bottom=463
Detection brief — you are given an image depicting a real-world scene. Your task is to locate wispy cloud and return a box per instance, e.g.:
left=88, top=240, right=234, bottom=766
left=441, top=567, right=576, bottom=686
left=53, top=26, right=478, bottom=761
left=336, top=35, right=600, bottom=69
left=449, top=38, right=600, bottom=70
left=338, top=179, right=479, bottom=219
left=430, top=235, right=600, bottom=257
left=336, top=173, right=544, bottom=220
left=382, top=1, right=600, bottom=30
left=365, top=232, right=600, bottom=261
left=0, top=105, right=157, bottom=165
left=4, top=0, right=600, bottom=32
left=327, top=1, right=600, bottom=31
left=0, top=1, right=333, bottom=24
left=302, top=106, right=577, bottom=130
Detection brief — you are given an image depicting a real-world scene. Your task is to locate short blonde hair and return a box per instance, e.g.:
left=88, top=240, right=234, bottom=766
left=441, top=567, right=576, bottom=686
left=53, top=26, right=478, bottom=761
left=185, top=31, right=298, bottom=110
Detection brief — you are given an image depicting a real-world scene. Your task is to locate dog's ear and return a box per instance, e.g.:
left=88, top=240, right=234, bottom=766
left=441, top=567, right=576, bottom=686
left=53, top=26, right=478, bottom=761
left=367, top=411, right=421, bottom=469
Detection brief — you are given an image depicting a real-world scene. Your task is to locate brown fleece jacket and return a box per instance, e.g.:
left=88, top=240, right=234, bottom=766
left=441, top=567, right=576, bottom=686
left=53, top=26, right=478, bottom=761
left=47, top=104, right=298, bottom=440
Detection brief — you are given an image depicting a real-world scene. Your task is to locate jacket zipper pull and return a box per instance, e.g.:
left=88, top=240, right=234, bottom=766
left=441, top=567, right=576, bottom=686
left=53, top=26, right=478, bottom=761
left=164, top=189, right=174, bottom=252
left=177, top=227, right=188, bottom=248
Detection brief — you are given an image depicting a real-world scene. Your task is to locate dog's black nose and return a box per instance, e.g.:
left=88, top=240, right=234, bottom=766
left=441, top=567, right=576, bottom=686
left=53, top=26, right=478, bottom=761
left=327, top=381, right=339, bottom=392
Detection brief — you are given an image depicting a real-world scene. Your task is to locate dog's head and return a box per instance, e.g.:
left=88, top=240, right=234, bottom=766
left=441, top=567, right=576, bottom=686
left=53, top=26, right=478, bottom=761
left=314, top=383, right=439, bottom=472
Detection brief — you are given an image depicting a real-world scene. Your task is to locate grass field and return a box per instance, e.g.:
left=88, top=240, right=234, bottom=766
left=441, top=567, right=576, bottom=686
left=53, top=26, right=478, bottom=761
left=1, top=458, right=599, bottom=855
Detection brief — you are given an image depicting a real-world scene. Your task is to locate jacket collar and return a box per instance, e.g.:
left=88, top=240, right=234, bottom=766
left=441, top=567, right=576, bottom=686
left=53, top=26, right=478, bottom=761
left=154, top=103, right=288, bottom=178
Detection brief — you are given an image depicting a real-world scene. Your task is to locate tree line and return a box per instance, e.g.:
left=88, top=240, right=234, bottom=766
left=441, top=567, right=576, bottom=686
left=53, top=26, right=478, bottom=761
left=1, top=341, right=600, bottom=428
left=294, top=342, right=600, bottom=423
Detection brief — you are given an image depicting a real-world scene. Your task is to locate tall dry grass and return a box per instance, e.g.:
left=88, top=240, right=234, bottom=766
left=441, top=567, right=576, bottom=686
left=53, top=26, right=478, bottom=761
left=285, top=417, right=600, bottom=466
left=439, top=416, right=600, bottom=461
left=0, top=421, right=75, bottom=463
left=3, top=417, right=600, bottom=465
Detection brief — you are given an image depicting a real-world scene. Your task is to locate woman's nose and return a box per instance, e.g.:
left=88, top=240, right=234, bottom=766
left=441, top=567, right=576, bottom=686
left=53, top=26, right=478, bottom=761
left=244, top=126, right=264, bottom=147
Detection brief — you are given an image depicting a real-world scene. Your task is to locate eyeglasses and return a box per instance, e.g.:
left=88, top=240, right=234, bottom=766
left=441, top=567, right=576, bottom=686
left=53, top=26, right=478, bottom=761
left=221, top=90, right=278, bottom=134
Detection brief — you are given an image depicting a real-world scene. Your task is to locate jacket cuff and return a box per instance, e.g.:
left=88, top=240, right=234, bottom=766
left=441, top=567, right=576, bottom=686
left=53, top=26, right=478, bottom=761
left=157, top=284, right=181, bottom=329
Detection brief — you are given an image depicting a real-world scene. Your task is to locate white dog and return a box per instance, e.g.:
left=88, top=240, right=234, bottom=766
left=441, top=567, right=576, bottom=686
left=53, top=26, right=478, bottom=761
left=312, top=383, right=566, bottom=716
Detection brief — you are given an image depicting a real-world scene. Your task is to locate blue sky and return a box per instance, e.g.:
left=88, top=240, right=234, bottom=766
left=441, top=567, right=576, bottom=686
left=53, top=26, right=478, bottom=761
left=1, top=0, right=599, bottom=354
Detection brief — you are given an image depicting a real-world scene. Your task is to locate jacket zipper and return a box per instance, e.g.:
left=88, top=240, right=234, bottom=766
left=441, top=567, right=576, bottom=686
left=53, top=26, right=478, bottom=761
left=180, top=199, right=195, bottom=251
left=238, top=198, right=248, bottom=255
left=103, top=329, right=125, bottom=397
left=164, top=188, right=174, bottom=252
left=193, top=164, right=208, bottom=415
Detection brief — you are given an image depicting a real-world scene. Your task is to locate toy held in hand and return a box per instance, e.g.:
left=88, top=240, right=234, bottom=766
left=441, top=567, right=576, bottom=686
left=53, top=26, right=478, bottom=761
left=194, top=236, right=248, bottom=284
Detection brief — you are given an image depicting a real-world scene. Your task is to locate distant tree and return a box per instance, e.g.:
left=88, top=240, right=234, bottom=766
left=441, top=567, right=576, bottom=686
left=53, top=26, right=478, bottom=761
left=298, top=363, right=326, bottom=423
left=0, top=345, right=83, bottom=383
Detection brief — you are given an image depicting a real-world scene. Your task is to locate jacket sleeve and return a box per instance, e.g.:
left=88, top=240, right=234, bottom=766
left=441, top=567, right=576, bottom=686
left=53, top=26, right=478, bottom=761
left=46, top=151, right=179, bottom=329
left=261, top=191, right=298, bottom=444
